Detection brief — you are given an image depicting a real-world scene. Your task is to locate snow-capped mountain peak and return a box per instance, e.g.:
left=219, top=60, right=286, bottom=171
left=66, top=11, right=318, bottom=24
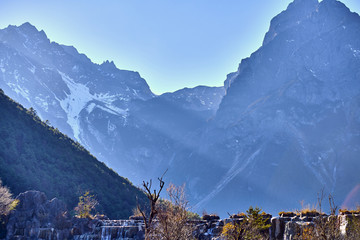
left=0, top=22, right=154, bottom=146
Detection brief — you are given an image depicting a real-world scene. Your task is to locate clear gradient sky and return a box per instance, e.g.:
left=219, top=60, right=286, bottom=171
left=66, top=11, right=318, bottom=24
left=1, top=0, right=359, bottom=94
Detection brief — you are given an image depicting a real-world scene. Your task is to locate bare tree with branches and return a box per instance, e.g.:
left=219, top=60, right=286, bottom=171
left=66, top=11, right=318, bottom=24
left=137, top=172, right=166, bottom=240
left=295, top=189, right=343, bottom=240
left=314, top=190, right=342, bottom=240
left=150, top=183, right=195, bottom=240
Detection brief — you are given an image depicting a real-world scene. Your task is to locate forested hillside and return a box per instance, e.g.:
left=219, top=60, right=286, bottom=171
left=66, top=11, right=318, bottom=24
left=0, top=89, right=146, bottom=219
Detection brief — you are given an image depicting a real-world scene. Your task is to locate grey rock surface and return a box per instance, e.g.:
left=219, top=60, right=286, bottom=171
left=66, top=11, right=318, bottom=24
left=6, top=190, right=71, bottom=240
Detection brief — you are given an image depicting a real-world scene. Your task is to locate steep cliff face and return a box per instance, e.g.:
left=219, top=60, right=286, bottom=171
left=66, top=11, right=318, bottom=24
left=195, top=0, right=360, bottom=212
left=218, top=0, right=360, bottom=125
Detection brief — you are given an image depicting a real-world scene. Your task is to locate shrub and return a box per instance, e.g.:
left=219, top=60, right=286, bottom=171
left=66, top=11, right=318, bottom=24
left=300, top=208, right=321, bottom=217
left=187, top=211, right=201, bottom=221
left=74, top=191, right=98, bottom=218
left=294, top=191, right=342, bottom=240
left=346, top=214, right=360, bottom=239
left=339, top=208, right=360, bottom=215
left=150, top=184, right=195, bottom=240
left=0, top=180, right=18, bottom=218
left=222, top=206, right=271, bottom=240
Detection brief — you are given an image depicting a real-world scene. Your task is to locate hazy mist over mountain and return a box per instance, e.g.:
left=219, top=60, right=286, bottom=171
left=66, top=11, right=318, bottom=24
left=1, top=0, right=360, bottom=216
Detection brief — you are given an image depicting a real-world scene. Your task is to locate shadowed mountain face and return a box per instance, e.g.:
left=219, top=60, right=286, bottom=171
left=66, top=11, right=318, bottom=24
left=1, top=0, right=360, bottom=216
left=0, top=89, right=147, bottom=219
left=196, top=0, right=360, bottom=213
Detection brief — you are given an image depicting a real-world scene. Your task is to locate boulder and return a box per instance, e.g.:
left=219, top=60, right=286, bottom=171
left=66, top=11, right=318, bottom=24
left=270, top=217, right=287, bottom=240
left=6, top=190, right=71, bottom=240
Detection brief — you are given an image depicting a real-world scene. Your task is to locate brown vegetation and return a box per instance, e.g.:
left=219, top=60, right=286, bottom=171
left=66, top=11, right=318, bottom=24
left=150, top=184, right=195, bottom=240
left=0, top=180, right=18, bottom=218
left=294, top=190, right=342, bottom=240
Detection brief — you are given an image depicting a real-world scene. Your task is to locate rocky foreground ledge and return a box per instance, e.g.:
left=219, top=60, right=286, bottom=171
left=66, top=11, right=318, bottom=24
left=3, top=191, right=359, bottom=240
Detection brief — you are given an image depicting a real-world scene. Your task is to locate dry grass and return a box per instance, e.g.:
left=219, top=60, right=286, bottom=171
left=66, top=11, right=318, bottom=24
left=339, top=208, right=360, bottom=215
left=278, top=211, right=298, bottom=217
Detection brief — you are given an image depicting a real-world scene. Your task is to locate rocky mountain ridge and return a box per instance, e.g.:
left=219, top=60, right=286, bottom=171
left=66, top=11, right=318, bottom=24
left=0, top=22, right=224, bottom=180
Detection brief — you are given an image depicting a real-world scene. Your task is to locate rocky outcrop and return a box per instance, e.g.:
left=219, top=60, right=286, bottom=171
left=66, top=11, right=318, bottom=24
left=6, top=190, right=71, bottom=239
left=5, top=191, right=360, bottom=239
left=5, top=191, right=146, bottom=240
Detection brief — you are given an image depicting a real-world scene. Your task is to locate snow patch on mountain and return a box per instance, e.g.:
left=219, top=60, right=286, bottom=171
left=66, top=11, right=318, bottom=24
left=94, top=93, right=128, bottom=116
left=6, top=70, right=31, bottom=102
left=57, top=71, right=129, bottom=141
left=348, top=44, right=360, bottom=58
left=6, top=82, right=30, bottom=102
left=35, top=95, right=49, bottom=112
left=29, top=66, right=36, bottom=74
left=57, top=71, right=93, bottom=141
left=107, top=120, right=117, bottom=133
left=86, top=102, right=96, bottom=114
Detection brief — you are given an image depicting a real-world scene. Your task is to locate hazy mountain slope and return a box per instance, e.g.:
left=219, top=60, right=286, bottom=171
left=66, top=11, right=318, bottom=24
left=0, top=23, right=225, bottom=182
left=160, top=86, right=225, bottom=119
left=193, top=0, right=360, bottom=213
left=0, top=22, right=154, bottom=175
left=0, top=89, right=146, bottom=219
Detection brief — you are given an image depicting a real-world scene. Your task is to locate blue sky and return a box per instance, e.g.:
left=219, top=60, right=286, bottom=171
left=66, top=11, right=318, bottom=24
left=1, top=0, right=359, bottom=94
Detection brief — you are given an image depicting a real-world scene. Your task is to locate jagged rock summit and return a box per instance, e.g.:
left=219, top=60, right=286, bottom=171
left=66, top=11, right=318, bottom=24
left=263, top=0, right=319, bottom=46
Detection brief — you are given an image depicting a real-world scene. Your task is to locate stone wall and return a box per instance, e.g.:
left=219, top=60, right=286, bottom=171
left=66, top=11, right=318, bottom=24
left=4, top=191, right=359, bottom=240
